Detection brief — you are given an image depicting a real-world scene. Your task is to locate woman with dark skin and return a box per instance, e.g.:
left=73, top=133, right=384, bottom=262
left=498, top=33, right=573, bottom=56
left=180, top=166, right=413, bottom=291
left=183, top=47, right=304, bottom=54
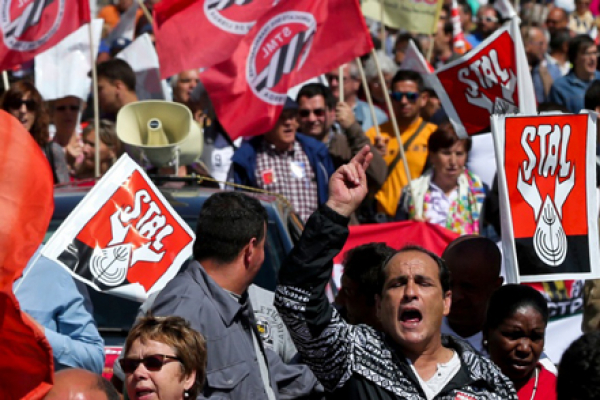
left=483, top=284, right=556, bottom=400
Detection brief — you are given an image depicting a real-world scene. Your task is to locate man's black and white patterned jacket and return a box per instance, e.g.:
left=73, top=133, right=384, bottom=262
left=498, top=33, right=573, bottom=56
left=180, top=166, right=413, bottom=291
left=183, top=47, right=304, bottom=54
left=274, top=205, right=518, bottom=400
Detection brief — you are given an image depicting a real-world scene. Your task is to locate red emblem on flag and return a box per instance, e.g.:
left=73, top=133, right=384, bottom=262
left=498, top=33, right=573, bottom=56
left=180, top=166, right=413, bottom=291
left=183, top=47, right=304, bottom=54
left=493, top=112, right=600, bottom=282
left=0, top=0, right=90, bottom=70
left=201, top=0, right=373, bottom=140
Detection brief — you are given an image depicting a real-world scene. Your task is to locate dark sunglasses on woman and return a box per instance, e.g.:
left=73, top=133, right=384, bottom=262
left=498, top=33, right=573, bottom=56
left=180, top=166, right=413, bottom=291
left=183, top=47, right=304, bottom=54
left=119, top=354, right=182, bottom=374
left=55, top=105, right=80, bottom=112
left=8, top=98, right=36, bottom=111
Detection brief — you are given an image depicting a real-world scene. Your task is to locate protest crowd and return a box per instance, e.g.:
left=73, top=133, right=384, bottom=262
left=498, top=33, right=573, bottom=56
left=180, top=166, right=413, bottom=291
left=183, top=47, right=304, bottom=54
left=8, top=0, right=600, bottom=398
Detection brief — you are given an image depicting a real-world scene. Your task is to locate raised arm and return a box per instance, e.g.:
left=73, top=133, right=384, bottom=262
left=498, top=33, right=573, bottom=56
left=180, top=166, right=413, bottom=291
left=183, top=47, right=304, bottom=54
left=275, top=146, right=371, bottom=391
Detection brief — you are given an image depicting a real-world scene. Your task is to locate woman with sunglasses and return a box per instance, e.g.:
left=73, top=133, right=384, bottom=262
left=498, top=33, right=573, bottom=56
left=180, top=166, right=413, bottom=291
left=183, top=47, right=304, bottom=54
left=51, top=96, right=85, bottom=176
left=1, top=80, right=69, bottom=184
left=121, top=315, right=207, bottom=400
left=395, top=122, right=485, bottom=234
left=483, top=285, right=556, bottom=400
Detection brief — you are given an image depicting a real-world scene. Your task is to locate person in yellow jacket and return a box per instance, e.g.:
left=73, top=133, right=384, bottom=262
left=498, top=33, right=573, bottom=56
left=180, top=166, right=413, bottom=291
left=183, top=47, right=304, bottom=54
left=365, top=70, right=437, bottom=218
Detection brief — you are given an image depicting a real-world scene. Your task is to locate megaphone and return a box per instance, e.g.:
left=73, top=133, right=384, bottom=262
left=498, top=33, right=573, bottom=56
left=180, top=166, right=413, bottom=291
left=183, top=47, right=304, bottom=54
left=116, top=100, right=203, bottom=169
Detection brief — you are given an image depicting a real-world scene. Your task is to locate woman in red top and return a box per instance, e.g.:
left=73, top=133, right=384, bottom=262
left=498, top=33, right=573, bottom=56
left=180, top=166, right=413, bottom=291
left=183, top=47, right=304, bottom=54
left=483, top=284, right=556, bottom=400
left=483, top=284, right=557, bottom=400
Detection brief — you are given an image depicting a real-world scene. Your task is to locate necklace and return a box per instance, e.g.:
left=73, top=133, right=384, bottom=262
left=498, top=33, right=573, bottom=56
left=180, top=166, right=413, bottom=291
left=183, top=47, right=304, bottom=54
left=529, top=366, right=539, bottom=400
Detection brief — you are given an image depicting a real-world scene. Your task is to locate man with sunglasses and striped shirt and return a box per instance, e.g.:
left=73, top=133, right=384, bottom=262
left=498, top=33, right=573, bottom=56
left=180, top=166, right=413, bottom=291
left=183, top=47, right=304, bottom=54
left=364, top=70, right=438, bottom=222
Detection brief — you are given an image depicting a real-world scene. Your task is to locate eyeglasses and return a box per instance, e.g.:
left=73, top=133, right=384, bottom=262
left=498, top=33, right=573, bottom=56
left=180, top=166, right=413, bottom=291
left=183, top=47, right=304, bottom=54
left=7, top=98, right=36, bottom=111
left=55, top=105, right=80, bottom=112
left=299, top=108, right=326, bottom=118
left=478, top=16, right=498, bottom=23
left=390, top=91, right=419, bottom=102
left=119, top=354, right=181, bottom=374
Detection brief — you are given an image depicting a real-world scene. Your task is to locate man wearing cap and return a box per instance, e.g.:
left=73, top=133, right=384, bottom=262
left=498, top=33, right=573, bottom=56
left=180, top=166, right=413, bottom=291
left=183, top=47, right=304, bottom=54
left=230, top=98, right=335, bottom=222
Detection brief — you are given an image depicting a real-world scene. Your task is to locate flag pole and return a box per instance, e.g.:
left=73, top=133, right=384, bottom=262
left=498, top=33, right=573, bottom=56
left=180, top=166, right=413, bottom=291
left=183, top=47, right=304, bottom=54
left=88, top=22, right=101, bottom=178
left=137, top=0, right=153, bottom=24
left=372, top=48, right=413, bottom=184
left=339, top=66, right=345, bottom=102
left=356, top=57, right=381, bottom=138
left=380, top=0, right=385, bottom=51
left=2, top=71, right=8, bottom=90
left=426, top=35, right=434, bottom=63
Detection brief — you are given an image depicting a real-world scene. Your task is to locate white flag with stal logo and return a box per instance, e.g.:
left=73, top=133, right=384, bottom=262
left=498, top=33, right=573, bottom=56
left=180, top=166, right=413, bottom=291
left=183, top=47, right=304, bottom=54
left=491, top=111, right=599, bottom=283
left=41, top=154, right=195, bottom=301
left=34, top=19, right=103, bottom=101
left=116, top=34, right=171, bottom=101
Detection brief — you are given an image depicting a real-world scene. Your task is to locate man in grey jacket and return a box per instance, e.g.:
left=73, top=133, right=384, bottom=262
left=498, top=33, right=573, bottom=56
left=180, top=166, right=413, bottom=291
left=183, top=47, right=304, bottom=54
left=151, top=192, right=321, bottom=399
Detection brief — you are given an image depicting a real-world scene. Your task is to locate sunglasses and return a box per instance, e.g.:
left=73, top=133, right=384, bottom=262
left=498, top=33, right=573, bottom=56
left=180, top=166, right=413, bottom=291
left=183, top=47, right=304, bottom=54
left=56, top=105, right=80, bottom=112
left=390, top=91, right=419, bottom=102
left=479, top=16, right=498, bottom=23
left=299, top=108, right=326, bottom=118
left=119, top=354, right=181, bottom=374
left=8, top=99, right=36, bottom=111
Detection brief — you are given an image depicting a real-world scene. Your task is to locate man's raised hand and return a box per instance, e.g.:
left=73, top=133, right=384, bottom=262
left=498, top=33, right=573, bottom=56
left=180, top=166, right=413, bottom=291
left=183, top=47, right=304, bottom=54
left=325, top=145, right=373, bottom=217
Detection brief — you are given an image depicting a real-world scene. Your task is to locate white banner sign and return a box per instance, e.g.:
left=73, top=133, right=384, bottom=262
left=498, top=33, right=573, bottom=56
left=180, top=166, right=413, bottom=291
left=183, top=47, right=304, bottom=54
left=42, top=154, right=194, bottom=301
left=35, top=19, right=103, bottom=101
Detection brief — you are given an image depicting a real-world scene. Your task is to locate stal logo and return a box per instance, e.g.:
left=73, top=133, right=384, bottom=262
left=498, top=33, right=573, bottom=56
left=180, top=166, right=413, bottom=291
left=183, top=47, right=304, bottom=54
left=89, top=189, right=174, bottom=287
left=247, top=11, right=316, bottom=105
left=457, top=48, right=517, bottom=114
left=517, top=124, right=574, bottom=267
left=1, top=0, right=65, bottom=51
left=204, top=0, right=281, bottom=35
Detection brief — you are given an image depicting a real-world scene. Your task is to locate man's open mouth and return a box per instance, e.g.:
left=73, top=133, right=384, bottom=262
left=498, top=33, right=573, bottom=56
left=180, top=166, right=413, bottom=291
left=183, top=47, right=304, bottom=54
left=400, top=308, right=423, bottom=325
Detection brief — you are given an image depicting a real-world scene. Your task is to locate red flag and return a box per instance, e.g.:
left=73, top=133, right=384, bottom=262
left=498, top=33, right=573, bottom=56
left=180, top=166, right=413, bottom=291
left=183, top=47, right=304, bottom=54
left=0, top=111, right=54, bottom=399
left=0, top=0, right=91, bottom=71
left=153, top=0, right=274, bottom=79
left=428, top=18, right=535, bottom=138
left=41, top=155, right=195, bottom=301
left=201, top=0, right=374, bottom=140
left=333, top=221, right=459, bottom=264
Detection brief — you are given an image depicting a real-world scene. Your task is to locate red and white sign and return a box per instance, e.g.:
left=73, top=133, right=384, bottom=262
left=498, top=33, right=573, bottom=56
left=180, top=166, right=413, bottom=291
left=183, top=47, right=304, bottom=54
left=201, top=0, right=373, bottom=140
left=153, top=0, right=274, bottom=78
left=328, top=221, right=459, bottom=298
left=427, top=18, right=535, bottom=138
left=0, top=0, right=91, bottom=71
left=42, top=155, right=195, bottom=301
left=492, top=112, right=600, bottom=283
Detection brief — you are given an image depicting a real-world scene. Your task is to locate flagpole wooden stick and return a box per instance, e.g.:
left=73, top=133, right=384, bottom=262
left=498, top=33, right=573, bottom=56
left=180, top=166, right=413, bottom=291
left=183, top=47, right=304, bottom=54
left=426, top=34, right=434, bottom=63
left=356, top=57, right=381, bottom=138
left=339, top=66, right=345, bottom=103
left=137, top=0, right=153, bottom=24
left=372, top=48, right=413, bottom=184
left=380, top=0, right=385, bottom=50
left=2, top=71, right=9, bottom=90
left=88, top=22, right=101, bottom=178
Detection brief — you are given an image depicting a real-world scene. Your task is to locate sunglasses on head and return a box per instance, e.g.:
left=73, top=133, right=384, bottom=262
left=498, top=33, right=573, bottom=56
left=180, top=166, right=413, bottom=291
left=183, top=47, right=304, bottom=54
left=8, top=99, right=36, bottom=111
left=299, top=108, right=326, bottom=118
left=390, top=91, right=419, bottom=102
left=56, top=105, right=80, bottom=112
left=119, top=354, right=181, bottom=374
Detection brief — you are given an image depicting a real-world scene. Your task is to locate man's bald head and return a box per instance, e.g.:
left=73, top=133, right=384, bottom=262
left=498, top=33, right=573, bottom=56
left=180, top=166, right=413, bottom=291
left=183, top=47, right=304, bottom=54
left=546, top=7, right=569, bottom=35
left=44, top=369, right=119, bottom=400
left=442, top=235, right=503, bottom=338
